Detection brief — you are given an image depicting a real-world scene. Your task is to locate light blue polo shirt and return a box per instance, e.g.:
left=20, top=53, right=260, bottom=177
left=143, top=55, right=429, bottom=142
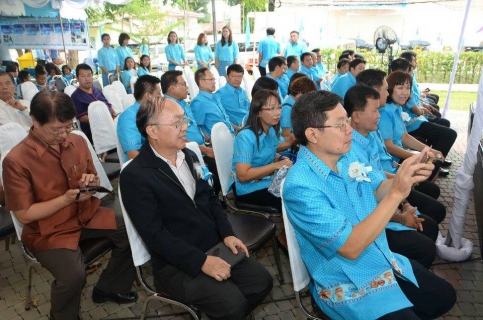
left=137, top=67, right=150, bottom=77
left=215, top=41, right=239, bottom=62
left=283, top=41, right=308, bottom=57
left=166, top=44, right=186, bottom=69
left=285, top=68, right=297, bottom=80
left=265, top=74, right=284, bottom=99
left=378, top=102, right=407, bottom=166
left=258, top=35, right=281, bottom=68
left=119, top=70, right=133, bottom=94
left=331, top=72, right=356, bottom=99
left=165, top=94, right=205, bottom=145
left=117, top=101, right=145, bottom=161
left=283, top=146, right=417, bottom=320
left=233, top=126, right=278, bottom=196
left=331, top=72, right=342, bottom=86
left=351, top=130, right=418, bottom=232
left=373, top=129, right=399, bottom=174
left=267, top=73, right=289, bottom=98
left=280, top=95, right=295, bottom=132
left=116, top=46, right=134, bottom=68
left=190, top=90, right=234, bottom=137
left=316, top=62, right=328, bottom=75
left=194, top=45, right=214, bottom=69
left=98, top=46, right=117, bottom=72
left=214, top=83, right=250, bottom=127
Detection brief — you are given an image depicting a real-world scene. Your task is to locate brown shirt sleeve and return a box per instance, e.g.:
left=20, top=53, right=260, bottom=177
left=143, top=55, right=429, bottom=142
left=3, top=155, right=35, bottom=212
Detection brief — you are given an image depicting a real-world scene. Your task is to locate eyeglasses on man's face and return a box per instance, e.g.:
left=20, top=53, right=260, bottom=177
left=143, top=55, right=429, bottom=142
left=316, top=119, right=351, bottom=132
left=45, top=123, right=74, bottom=136
left=176, top=82, right=188, bottom=87
left=201, top=78, right=216, bottom=82
left=149, top=116, right=190, bottom=130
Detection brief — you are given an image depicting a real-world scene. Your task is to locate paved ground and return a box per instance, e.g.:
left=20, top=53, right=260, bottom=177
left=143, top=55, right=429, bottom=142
left=1, top=108, right=482, bottom=320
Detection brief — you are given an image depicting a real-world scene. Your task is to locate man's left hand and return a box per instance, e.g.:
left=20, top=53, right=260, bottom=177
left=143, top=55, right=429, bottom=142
left=223, top=236, right=249, bottom=257
left=7, top=99, right=26, bottom=111
left=79, top=174, right=100, bottom=188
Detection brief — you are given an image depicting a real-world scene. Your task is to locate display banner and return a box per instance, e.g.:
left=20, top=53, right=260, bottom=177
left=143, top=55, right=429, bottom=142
left=0, top=17, right=88, bottom=50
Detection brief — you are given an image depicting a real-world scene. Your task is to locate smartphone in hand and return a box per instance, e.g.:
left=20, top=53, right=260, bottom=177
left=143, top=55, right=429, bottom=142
left=79, top=186, right=114, bottom=194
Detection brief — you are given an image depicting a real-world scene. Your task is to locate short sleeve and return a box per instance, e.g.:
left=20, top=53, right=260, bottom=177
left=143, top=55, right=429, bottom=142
left=283, top=174, right=353, bottom=259
left=280, top=105, right=292, bottom=129
left=166, top=46, right=173, bottom=60
left=233, top=130, right=255, bottom=165
left=179, top=45, right=186, bottom=59
left=378, top=108, right=394, bottom=141
left=3, top=155, right=35, bottom=211
left=194, top=46, right=201, bottom=61
left=190, top=99, right=206, bottom=126
left=215, top=42, right=220, bottom=57
left=117, top=109, right=143, bottom=153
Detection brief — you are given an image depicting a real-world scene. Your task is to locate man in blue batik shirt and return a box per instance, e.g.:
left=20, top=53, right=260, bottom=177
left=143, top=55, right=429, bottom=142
left=331, top=58, right=365, bottom=99
left=257, top=27, right=281, bottom=76
left=117, top=75, right=161, bottom=161
left=299, top=53, right=321, bottom=89
left=266, top=57, right=289, bottom=99
left=283, top=90, right=455, bottom=320
left=214, top=64, right=250, bottom=132
left=190, top=68, right=234, bottom=137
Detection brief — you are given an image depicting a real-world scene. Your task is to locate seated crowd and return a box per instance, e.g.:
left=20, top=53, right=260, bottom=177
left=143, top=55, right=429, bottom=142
left=0, top=45, right=459, bottom=319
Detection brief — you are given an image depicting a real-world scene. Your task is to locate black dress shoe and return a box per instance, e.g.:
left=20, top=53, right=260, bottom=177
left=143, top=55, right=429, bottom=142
left=439, top=168, right=450, bottom=176
left=92, top=286, right=138, bottom=304
left=441, top=159, right=452, bottom=167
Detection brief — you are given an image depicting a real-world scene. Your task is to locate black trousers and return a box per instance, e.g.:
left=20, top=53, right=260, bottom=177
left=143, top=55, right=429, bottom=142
left=413, top=180, right=440, bottom=200
left=378, top=259, right=456, bottom=319
left=386, top=213, right=438, bottom=269
left=408, top=122, right=457, bottom=157
left=34, top=225, right=135, bottom=320
left=154, top=256, right=273, bottom=320
left=407, top=188, right=446, bottom=224
left=258, top=66, right=267, bottom=76
left=234, top=186, right=282, bottom=212
left=428, top=115, right=450, bottom=127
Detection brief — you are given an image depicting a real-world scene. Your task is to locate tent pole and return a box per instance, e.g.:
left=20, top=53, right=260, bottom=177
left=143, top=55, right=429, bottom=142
left=58, top=11, right=68, bottom=66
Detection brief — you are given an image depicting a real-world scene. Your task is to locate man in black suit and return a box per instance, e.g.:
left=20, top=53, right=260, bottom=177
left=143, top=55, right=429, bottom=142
left=120, top=97, right=273, bottom=320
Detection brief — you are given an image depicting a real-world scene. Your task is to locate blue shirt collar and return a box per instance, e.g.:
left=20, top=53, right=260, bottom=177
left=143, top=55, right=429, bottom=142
left=351, top=129, right=373, bottom=149
left=198, top=90, right=215, bottom=100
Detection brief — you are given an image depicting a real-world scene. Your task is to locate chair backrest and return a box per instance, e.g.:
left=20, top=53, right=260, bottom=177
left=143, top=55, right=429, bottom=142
left=111, top=80, right=127, bottom=97
left=186, top=73, right=199, bottom=100
left=185, top=142, right=206, bottom=166
left=252, top=66, right=261, bottom=81
left=218, top=76, right=227, bottom=88
left=242, top=71, right=253, bottom=101
left=70, top=79, right=79, bottom=87
left=20, top=82, right=39, bottom=101
left=210, top=67, right=220, bottom=91
left=130, top=76, right=138, bottom=95
left=280, top=182, right=311, bottom=292
left=122, top=94, right=136, bottom=111
left=64, top=85, right=77, bottom=97
left=92, top=78, right=103, bottom=91
left=0, top=123, right=29, bottom=240
left=70, top=130, right=113, bottom=194
left=0, top=123, right=28, bottom=154
left=118, top=160, right=151, bottom=266
left=211, top=122, right=234, bottom=196
left=102, top=85, right=124, bottom=114
left=88, top=101, right=117, bottom=154
left=108, top=73, right=118, bottom=84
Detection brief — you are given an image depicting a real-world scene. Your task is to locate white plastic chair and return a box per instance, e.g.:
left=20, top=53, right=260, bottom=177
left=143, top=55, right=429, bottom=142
left=218, top=76, right=227, bottom=88
left=118, top=160, right=200, bottom=320
left=130, top=76, right=138, bottom=95
left=64, top=85, right=77, bottom=97
left=186, top=74, right=199, bottom=100
left=210, top=67, right=220, bottom=91
left=111, top=80, right=127, bottom=97
left=122, top=94, right=136, bottom=111
left=114, top=123, right=125, bottom=167
left=92, top=78, right=103, bottom=91
left=102, top=85, right=123, bottom=115
left=0, top=123, right=28, bottom=155
left=281, top=181, right=321, bottom=319
left=20, top=82, right=39, bottom=101
left=87, top=101, right=117, bottom=155
left=243, top=71, right=253, bottom=101
left=252, top=67, right=261, bottom=81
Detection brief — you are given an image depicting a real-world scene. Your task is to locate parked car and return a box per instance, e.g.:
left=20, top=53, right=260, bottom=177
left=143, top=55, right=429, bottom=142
left=400, top=40, right=431, bottom=51
left=463, top=41, right=483, bottom=52
left=350, top=38, right=374, bottom=50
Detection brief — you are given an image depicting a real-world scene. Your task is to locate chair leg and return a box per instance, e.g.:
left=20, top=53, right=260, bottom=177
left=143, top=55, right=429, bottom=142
left=4, top=238, right=9, bottom=251
left=271, top=236, right=284, bottom=284
left=25, top=261, right=35, bottom=310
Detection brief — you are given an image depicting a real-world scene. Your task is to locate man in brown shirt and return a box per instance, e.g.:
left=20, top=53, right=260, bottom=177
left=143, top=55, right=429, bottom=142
left=2, top=91, right=136, bottom=320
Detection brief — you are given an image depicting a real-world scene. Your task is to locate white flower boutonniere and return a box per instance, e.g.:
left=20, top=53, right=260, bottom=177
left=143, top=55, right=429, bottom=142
left=348, top=162, right=372, bottom=182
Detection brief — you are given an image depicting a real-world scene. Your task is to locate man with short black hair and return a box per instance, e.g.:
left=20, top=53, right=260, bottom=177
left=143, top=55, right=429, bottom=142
left=258, top=27, right=281, bottom=76
left=332, top=58, right=350, bottom=85
left=285, top=55, right=300, bottom=80
left=117, top=74, right=161, bottom=160
left=71, top=63, right=116, bottom=142
left=214, top=64, right=250, bottom=131
left=283, top=31, right=308, bottom=57
left=3, top=91, right=136, bottom=320
left=331, top=58, right=366, bottom=98
left=266, top=56, right=289, bottom=98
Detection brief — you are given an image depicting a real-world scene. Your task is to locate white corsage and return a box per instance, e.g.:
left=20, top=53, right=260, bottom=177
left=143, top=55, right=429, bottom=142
left=348, top=162, right=372, bottom=182
left=401, top=112, right=410, bottom=122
